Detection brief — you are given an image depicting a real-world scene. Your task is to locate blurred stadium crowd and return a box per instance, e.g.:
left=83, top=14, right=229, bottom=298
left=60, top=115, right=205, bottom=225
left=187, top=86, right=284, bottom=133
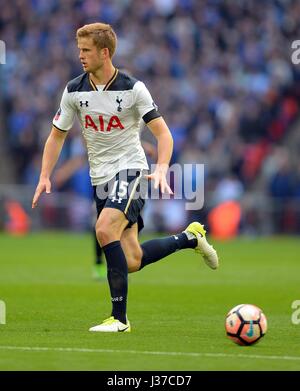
left=1, top=0, right=300, bottom=235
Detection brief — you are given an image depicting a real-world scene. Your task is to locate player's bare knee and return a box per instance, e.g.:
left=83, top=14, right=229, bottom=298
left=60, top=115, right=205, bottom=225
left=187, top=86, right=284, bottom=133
left=96, top=219, right=120, bottom=246
left=95, top=225, right=108, bottom=246
left=96, top=226, right=116, bottom=246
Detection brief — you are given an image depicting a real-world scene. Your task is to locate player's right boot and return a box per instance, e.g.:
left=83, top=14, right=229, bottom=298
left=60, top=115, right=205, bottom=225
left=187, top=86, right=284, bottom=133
left=184, top=222, right=219, bottom=270
left=89, top=316, right=131, bottom=332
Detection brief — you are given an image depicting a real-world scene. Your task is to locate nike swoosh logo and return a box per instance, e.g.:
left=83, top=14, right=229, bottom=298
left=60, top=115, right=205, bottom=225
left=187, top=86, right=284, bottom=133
left=246, top=320, right=254, bottom=337
left=118, top=326, right=129, bottom=332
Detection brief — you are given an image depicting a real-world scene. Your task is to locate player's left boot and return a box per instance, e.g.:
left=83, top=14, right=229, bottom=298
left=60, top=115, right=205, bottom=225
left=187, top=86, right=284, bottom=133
left=89, top=316, right=131, bottom=332
left=184, top=222, right=219, bottom=269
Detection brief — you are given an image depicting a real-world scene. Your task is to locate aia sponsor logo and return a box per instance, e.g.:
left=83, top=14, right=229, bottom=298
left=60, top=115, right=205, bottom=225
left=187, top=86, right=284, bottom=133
left=85, top=115, right=124, bottom=132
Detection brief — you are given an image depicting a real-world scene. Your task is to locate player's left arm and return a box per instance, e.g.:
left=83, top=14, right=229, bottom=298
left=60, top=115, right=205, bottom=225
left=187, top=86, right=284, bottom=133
left=134, top=80, right=173, bottom=194
left=146, top=117, right=173, bottom=194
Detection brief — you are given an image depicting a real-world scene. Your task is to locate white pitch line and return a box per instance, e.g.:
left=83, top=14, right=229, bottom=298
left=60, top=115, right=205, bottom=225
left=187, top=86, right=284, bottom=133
left=0, top=346, right=300, bottom=362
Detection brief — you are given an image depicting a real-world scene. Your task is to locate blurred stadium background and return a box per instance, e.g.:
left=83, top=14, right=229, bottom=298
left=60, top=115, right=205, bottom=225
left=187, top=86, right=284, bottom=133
left=1, top=0, right=300, bottom=236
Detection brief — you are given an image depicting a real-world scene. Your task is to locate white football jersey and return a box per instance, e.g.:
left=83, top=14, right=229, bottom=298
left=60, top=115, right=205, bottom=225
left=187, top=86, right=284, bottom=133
left=53, top=69, right=161, bottom=185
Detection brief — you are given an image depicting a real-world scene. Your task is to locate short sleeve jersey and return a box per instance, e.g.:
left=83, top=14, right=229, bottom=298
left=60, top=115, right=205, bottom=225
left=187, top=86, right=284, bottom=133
left=53, top=69, right=161, bottom=185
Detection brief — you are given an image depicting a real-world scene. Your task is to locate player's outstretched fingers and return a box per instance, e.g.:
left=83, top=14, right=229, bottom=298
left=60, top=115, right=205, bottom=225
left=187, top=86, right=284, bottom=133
left=145, top=173, right=159, bottom=190
left=163, top=181, right=173, bottom=195
left=32, top=189, right=42, bottom=208
left=32, top=180, right=51, bottom=208
left=46, top=181, right=51, bottom=194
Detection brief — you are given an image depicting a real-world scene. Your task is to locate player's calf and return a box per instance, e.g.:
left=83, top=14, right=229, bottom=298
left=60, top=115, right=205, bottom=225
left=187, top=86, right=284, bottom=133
left=120, top=222, right=143, bottom=273
left=122, top=241, right=143, bottom=273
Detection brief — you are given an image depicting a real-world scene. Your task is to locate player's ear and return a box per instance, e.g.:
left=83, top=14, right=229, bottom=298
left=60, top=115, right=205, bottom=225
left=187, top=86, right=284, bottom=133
left=101, top=47, right=110, bottom=59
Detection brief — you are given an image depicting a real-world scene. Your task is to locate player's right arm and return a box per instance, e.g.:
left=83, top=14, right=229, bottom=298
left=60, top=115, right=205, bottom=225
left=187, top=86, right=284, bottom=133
left=32, top=85, right=76, bottom=208
left=32, top=127, right=68, bottom=208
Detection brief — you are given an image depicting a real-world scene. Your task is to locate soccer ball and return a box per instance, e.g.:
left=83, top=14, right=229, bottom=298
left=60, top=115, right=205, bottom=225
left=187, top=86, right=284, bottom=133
left=225, top=304, right=267, bottom=346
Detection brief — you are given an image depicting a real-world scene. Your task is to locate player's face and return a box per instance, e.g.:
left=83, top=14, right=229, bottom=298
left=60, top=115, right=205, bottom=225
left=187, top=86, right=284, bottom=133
left=78, top=37, right=105, bottom=73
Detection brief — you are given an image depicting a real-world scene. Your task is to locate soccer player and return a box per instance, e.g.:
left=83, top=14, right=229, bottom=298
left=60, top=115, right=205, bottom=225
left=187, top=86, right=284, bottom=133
left=32, top=23, right=219, bottom=332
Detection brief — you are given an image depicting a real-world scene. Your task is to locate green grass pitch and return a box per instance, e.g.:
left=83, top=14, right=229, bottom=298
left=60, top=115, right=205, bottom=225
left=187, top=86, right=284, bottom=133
left=0, top=232, right=299, bottom=370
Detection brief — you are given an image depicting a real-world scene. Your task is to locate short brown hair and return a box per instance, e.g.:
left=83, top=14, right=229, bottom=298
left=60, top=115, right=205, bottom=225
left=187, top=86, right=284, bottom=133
left=76, top=23, right=117, bottom=58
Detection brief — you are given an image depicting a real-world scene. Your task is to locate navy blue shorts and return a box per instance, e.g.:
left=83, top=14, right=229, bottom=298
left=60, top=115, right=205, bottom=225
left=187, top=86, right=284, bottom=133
left=93, top=169, right=148, bottom=233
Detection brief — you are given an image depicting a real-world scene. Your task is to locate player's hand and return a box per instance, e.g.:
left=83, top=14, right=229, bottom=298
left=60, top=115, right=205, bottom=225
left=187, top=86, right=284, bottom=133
left=32, top=178, right=51, bottom=208
left=145, top=164, right=173, bottom=195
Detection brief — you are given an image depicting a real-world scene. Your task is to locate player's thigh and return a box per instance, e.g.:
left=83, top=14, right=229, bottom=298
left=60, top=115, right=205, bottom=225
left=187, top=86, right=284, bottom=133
left=121, top=223, right=143, bottom=273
